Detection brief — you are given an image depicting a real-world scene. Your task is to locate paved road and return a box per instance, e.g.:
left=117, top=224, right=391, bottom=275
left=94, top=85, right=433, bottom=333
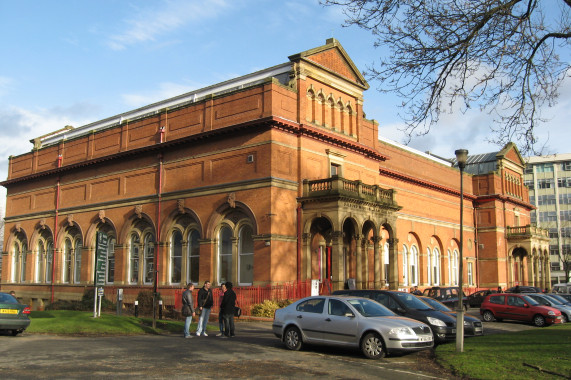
left=0, top=321, right=451, bottom=380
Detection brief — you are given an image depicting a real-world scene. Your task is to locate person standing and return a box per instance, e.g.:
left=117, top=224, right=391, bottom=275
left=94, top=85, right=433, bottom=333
left=220, top=281, right=236, bottom=338
left=196, top=280, right=213, bottom=336
left=216, top=283, right=226, bottom=337
left=182, top=283, right=195, bottom=338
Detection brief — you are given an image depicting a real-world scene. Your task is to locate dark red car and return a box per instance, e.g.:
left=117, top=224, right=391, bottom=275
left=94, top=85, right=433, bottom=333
left=480, top=293, right=563, bottom=327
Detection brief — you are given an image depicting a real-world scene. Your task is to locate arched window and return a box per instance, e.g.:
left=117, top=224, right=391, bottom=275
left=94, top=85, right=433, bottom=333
left=45, top=240, right=53, bottom=283
left=402, top=244, right=409, bottom=286
left=447, top=250, right=451, bottom=286
left=383, top=242, right=390, bottom=285
left=187, top=230, right=200, bottom=284
left=238, top=225, right=254, bottom=285
left=63, top=239, right=72, bottom=283
left=171, top=231, right=183, bottom=284
left=433, top=248, right=440, bottom=286
left=426, top=248, right=432, bottom=285
left=410, top=245, right=418, bottom=286
left=36, top=242, right=44, bottom=283
left=20, top=247, right=27, bottom=283
left=130, top=234, right=140, bottom=284
left=73, top=239, right=82, bottom=284
left=218, top=226, right=233, bottom=283
left=11, top=246, right=18, bottom=283
left=452, top=250, right=459, bottom=286
left=143, top=234, right=155, bottom=285
left=106, top=238, right=116, bottom=284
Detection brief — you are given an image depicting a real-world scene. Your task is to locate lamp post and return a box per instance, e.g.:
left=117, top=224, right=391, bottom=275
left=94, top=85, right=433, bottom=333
left=455, top=149, right=468, bottom=353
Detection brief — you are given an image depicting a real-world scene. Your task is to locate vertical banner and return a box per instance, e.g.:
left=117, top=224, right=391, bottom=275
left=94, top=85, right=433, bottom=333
left=94, top=232, right=108, bottom=317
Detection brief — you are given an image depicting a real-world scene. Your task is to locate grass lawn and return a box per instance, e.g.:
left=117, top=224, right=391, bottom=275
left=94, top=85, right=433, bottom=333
left=435, top=323, right=571, bottom=380
left=26, top=310, right=207, bottom=335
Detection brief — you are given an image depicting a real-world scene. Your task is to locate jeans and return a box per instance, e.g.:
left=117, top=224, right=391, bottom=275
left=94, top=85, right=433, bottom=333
left=196, top=308, right=211, bottom=335
left=184, top=315, right=193, bottom=337
left=222, top=313, right=235, bottom=336
left=218, top=312, right=224, bottom=333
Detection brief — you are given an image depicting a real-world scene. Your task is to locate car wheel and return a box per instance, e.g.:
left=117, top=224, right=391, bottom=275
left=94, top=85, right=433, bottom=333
left=562, top=314, right=569, bottom=323
left=533, top=314, right=546, bottom=327
left=284, top=326, right=303, bottom=351
left=361, top=332, right=386, bottom=359
left=482, top=310, right=495, bottom=322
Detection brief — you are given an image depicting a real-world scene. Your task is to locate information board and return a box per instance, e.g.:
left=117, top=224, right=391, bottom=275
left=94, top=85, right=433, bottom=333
left=95, top=232, right=108, bottom=286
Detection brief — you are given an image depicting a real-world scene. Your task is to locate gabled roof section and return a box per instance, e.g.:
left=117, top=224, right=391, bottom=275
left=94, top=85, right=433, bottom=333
left=288, top=38, right=369, bottom=90
left=497, top=142, right=525, bottom=167
left=451, top=142, right=525, bottom=175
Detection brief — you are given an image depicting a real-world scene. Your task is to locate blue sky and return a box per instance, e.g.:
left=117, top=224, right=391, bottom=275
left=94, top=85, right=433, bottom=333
left=1, top=0, right=570, bottom=213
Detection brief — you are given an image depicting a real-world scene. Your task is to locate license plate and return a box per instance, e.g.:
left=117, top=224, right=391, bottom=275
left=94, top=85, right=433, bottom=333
left=0, top=309, right=18, bottom=314
left=419, top=336, right=431, bottom=342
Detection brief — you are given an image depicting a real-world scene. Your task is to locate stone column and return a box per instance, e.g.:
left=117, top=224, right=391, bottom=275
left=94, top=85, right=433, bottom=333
left=330, top=231, right=345, bottom=291
left=355, top=234, right=362, bottom=289
left=373, top=236, right=381, bottom=289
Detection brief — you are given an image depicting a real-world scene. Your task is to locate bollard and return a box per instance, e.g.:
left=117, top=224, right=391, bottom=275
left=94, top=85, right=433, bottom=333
left=116, top=289, right=123, bottom=316
left=159, top=300, right=163, bottom=320
left=134, top=300, right=139, bottom=317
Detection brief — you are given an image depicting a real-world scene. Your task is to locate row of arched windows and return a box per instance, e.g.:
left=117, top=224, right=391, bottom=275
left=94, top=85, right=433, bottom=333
left=400, top=245, right=459, bottom=287
left=7, top=214, right=256, bottom=287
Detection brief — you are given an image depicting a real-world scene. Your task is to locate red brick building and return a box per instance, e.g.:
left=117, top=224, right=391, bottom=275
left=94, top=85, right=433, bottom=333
left=1, top=39, right=550, bottom=308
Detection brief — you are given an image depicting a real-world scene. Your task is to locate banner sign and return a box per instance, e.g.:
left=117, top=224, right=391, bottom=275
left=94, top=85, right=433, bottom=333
left=95, top=232, right=108, bottom=286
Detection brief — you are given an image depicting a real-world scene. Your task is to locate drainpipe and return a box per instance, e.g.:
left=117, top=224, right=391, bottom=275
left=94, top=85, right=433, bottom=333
left=153, top=125, right=165, bottom=328
left=51, top=154, right=63, bottom=302
left=297, top=205, right=302, bottom=285
left=473, top=201, right=479, bottom=288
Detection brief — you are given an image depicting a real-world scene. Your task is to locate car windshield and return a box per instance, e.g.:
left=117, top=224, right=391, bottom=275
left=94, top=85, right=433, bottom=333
left=0, top=293, right=18, bottom=304
left=394, top=292, right=432, bottom=310
left=347, top=299, right=395, bottom=317
left=421, top=297, right=450, bottom=312
left=521, top=295, right=540, bottom=306
left=547, top=295, right=568, bottom=304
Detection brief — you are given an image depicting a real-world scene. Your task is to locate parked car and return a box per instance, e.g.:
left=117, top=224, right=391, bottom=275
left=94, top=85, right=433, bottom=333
left=272, top=295, right=433, bottom=359
left=526, top=293, right=571, bottom=323
left=422, top=287, right=469, bottom=310
left=0, top=292, right=31, bottom=336
left=504, top=286, right=542, bottom=293
left=418, top=296, right=484, bottom=336
left=548, top=293, right=571, bottom=307
left=480, top=293, right=563, bottom=327
left=467, top=289, right=498, bottom=308
left=333, top=289, right=457, bottom=342
left=551, top=283, right=571, bottom=294
left=555, top=293, right=571, bottom=303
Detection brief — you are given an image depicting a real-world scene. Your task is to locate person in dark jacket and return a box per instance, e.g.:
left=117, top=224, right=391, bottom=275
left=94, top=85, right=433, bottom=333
left=195, top=280, right=213, bottom=336
left=216, top=283, right=226, bottom=337
left=182, top=283, right=195, bottom=338
left=219, top=281, right=236, bottom=338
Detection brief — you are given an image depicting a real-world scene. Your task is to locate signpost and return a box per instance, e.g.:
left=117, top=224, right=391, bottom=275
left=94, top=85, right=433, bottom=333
left=94, top=232, right=108, bottom=318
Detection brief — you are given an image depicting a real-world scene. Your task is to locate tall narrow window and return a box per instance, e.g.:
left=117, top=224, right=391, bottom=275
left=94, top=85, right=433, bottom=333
left=239, top=225, right=254, bottom=285
left=411, top=246, right=418, bottom=286
left=187, top=230, right=200, bottom=284
left=452, top=250, right=458, bottom=286
left=63, top=239, right=72, bottom=283
left=36, top=244, right=43, bottom=283
left=433, top=248, right=440, bottom=286
left=447, top=250, right=451, bottom=286
left=20, top=248, right=27, bottom=283
left=218, top=226, right=233, bottom=283
left=330, top=163, right=340, bottom=177
left=171, top=231, right=183, bottom=284
left=45, top=240, right=53, bottom=283
left=130, top=234, right=140, bottom=284
left=11, top=247, right=17, bottom=283
left=467, top=262, right=474, bottom=286
left=402, top=245, right=409, bottom=286
left=106, top=238, right=115, bottom=284
left=426, top=248, right=432, bottom=285
left=383, top=243, right=390, bottom=285
left=73, top=240, right=82, bottom=284
left=143, top=234, right=155, bottom=285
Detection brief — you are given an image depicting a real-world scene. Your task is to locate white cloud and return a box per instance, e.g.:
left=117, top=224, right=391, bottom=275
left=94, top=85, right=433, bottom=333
left=106, top=0, right=232, bottom=50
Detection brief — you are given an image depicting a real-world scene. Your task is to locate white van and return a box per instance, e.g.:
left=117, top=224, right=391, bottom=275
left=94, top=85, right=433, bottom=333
left=551, top=283, right=571, bottom=294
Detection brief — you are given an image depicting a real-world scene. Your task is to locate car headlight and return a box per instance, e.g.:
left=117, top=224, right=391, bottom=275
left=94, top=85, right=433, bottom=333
left=464, top=320, right=470, bottom=326
left=426, top=317, right=446, bottom=327
left=388, top=327, right=415, bottom=338
left=547, top=311, right=556, bottom=316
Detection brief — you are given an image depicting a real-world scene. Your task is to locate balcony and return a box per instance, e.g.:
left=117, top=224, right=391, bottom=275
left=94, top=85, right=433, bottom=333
left=300, top=176, right=400, bottom=210
left=506, top=225, right=549, bottom=239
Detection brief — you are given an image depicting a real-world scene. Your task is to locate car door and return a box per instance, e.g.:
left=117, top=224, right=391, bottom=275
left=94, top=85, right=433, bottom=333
left=293, top=298, right=327, bottom=342
left=320, top=298, right=359, bottom=345
left=505, top=295, right=530, bottom=321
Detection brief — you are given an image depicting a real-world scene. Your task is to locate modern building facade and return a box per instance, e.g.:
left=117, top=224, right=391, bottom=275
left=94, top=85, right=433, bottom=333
left=1, top=39, right=550, bottom=308
left=525, top=154, right=571, bottom=285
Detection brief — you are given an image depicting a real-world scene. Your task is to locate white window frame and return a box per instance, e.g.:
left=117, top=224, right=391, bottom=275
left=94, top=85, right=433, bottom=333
left=402, top=244, right=408, bottom=286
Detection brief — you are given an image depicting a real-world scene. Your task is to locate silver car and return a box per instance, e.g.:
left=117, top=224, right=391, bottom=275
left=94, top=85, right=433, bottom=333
left=527, top=294, right=571, bottom=323
left=272, top=295, right=433, bottom=359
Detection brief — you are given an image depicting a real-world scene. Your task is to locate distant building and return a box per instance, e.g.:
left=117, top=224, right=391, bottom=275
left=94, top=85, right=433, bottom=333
left=524, top=154, right=571, bottom=285
left=1, top=39, right=549, bottom=308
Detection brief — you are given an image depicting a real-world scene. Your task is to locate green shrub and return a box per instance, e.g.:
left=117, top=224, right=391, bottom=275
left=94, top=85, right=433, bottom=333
left=136, top=291, right=161, bottom=315
left=46, top=288, right=115, bottom=311
left=251, top=299, right=293, bottom=318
